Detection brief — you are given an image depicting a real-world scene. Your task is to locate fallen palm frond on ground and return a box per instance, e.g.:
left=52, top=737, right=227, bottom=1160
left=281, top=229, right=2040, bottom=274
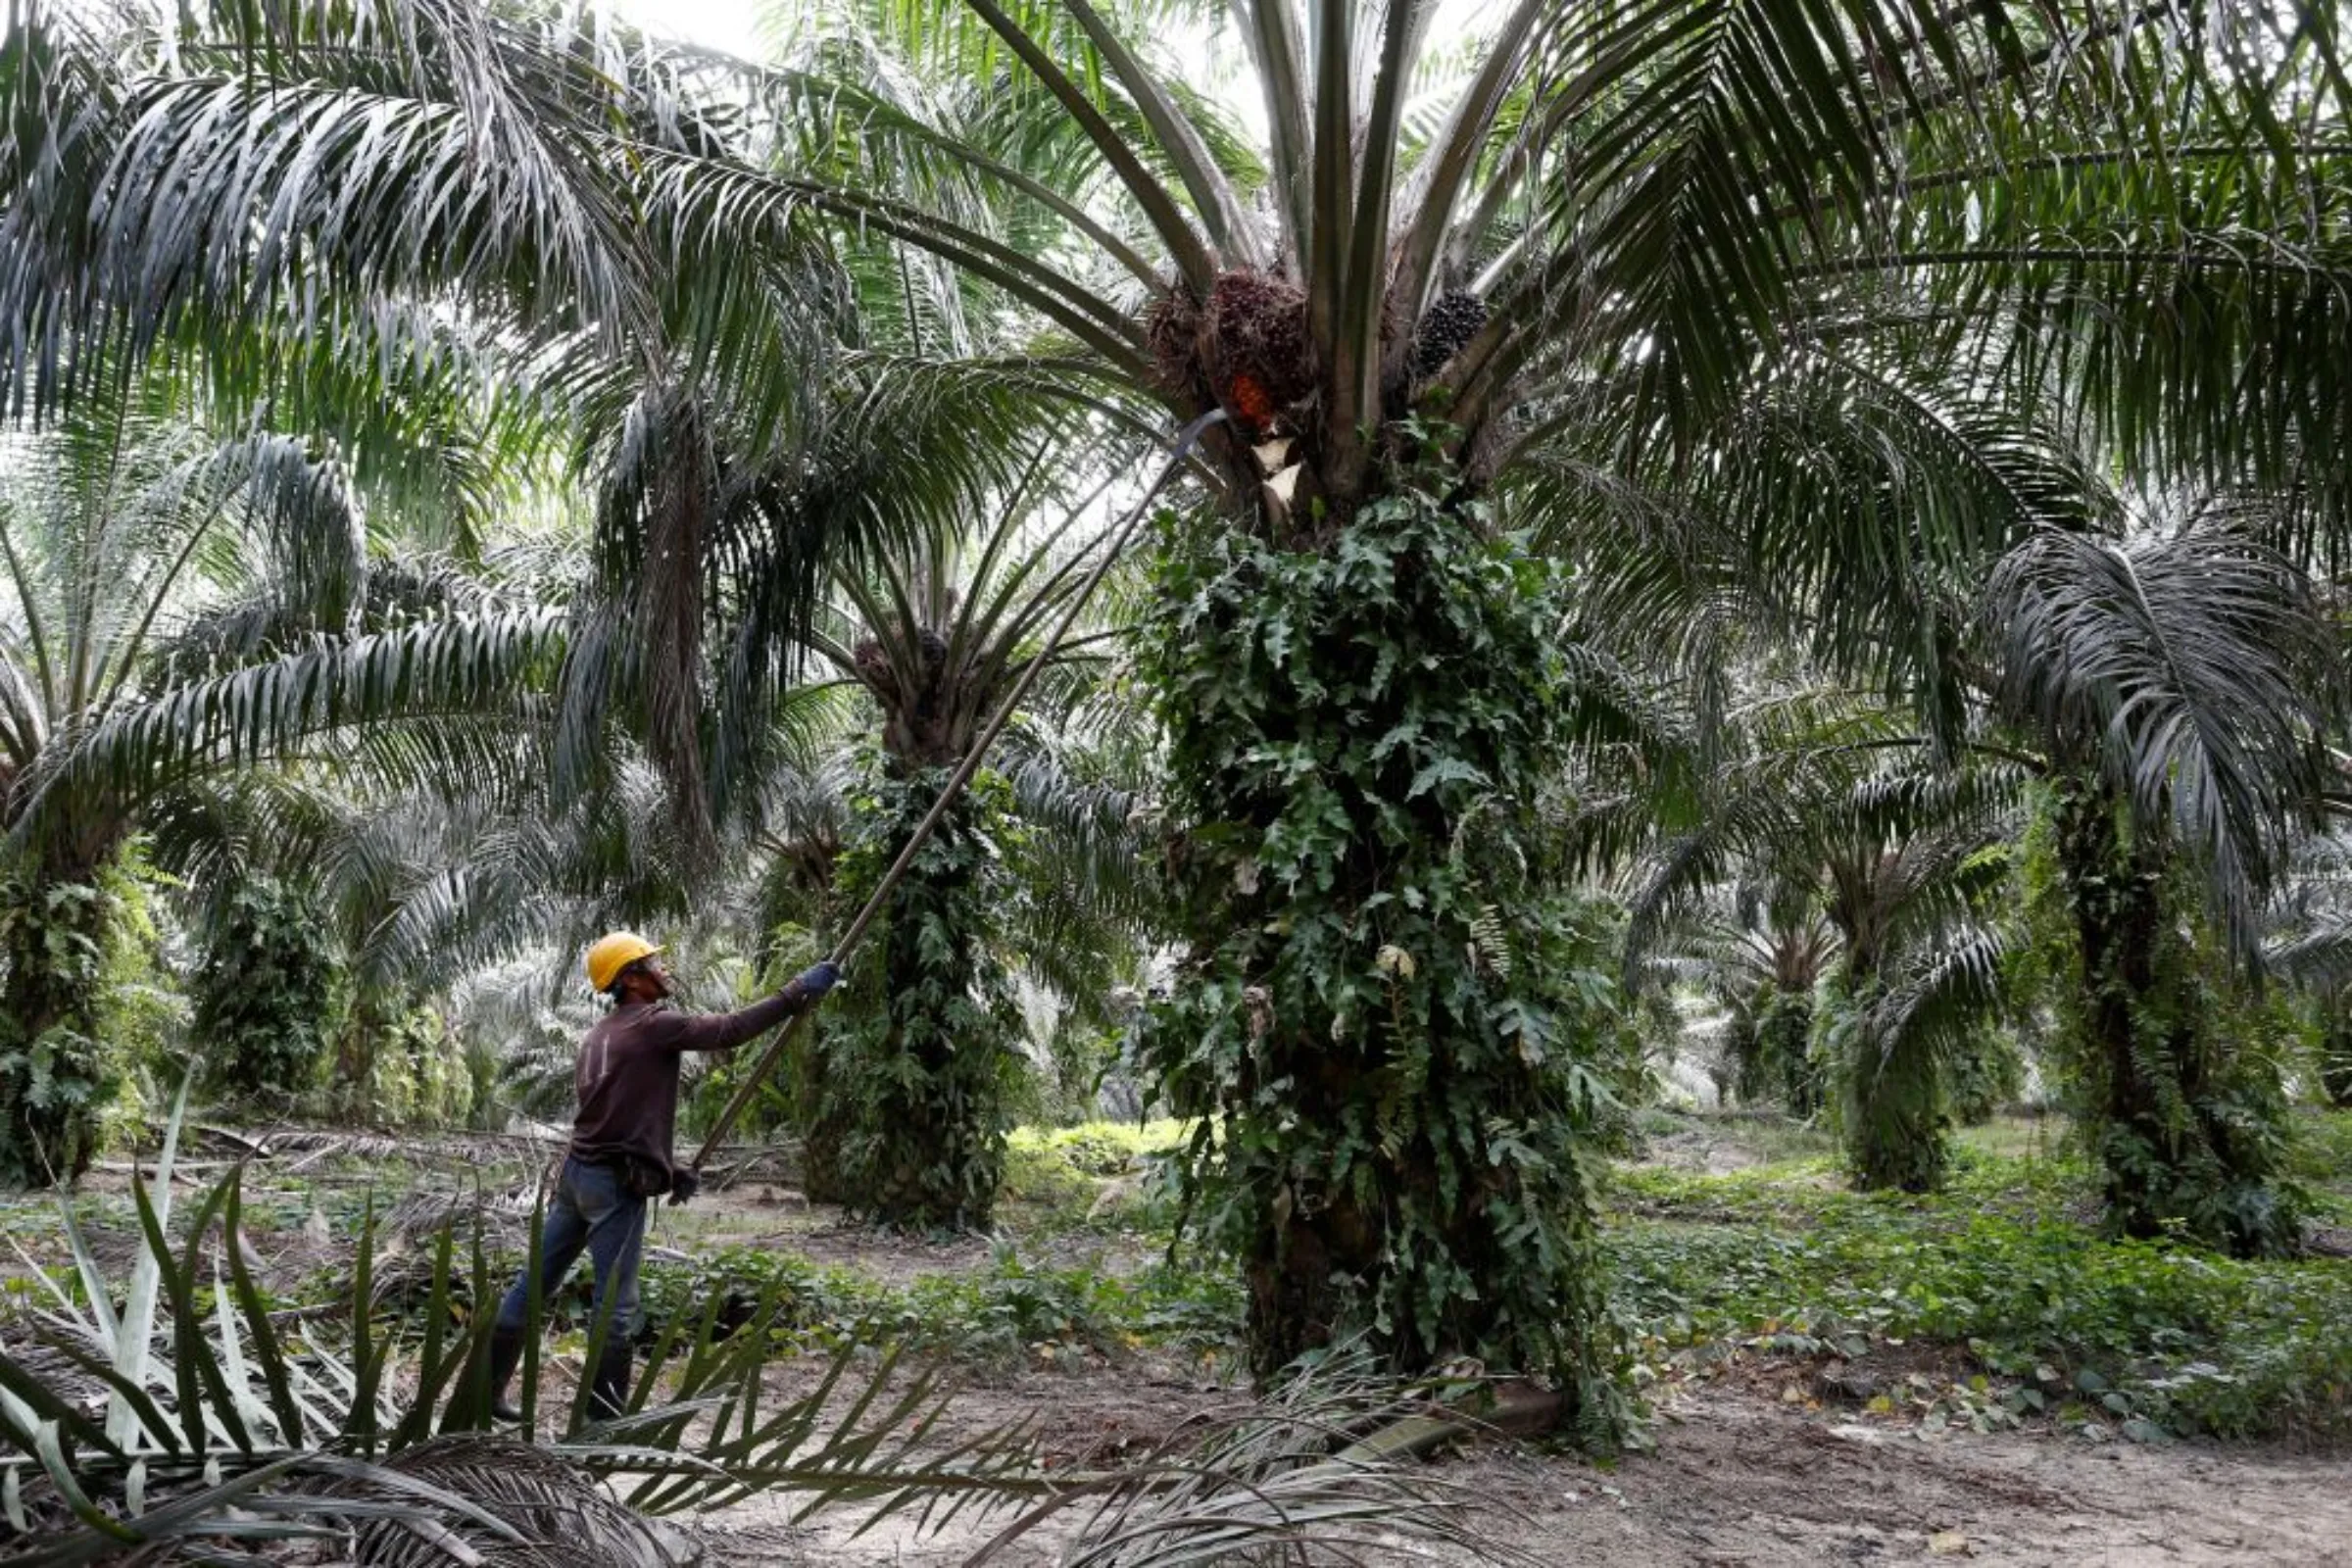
left=964, top=1350, right=1543, bottom=1567
left=0, top=1088, right=1041, bottom=1567
left=3, top=1094, right=1540, bottom=1567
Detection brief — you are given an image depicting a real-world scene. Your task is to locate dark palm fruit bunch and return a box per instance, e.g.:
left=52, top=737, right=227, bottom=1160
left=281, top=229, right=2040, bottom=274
left=852, top=637, right=898, bottom=704
left=1145, top=286, right=1208, bottom=401
left=1203, top=270, right=1312, bottom=426
left=1412, top=288, right=1488, bottom=378
left=854, top=627, right=950, bottom=710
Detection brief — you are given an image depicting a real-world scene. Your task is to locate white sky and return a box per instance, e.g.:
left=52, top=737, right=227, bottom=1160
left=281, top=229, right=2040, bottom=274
left=607, top=0, right=1504, bottom=127
left=611, top=0, right=767, bottom=58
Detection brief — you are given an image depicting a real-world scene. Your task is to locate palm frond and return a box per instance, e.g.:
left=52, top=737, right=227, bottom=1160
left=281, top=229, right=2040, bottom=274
left=1869, top=923, right=2010, bottom=1061
left=12, top=608, right=563, bottom=847
left=1987, top=517, right=2336, bottom=957
left=968, top=1347, right=1541, bottom=1567
left=2, top=1135, right=1047, bottom=1565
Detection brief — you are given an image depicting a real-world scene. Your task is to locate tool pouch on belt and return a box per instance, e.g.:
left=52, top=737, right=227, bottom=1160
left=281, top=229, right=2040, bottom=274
left=619, top=1154, right=672, bottom=1200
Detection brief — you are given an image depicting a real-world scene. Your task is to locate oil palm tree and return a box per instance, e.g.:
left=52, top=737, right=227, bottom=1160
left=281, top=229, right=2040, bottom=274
left=1987, top=517, right=2339, bottom=1253
left=1604, top=455, right=2344, bottom=1240
left=7, top=0, right=1099, bottom=1168
left=0, top=371, right=557, bottom=1183
left=29, top=0, right=2351, bottom=1392
left=744, top=0, right=2352, bottom=565
left=1648, top=880, right=1838, bottom=1112
left=143, top=543, right=573, bottom=1110
left=1813, top=798, right=2015, bottom=1193
left=738, top=0, right=2352, bottom=1389
left=161, top=667, right=782, bottom=1129
left=4, top=0, right=898, bottom=855
left=1620, top=688, right=2023, bottom=1189
left=791, top=442, right=1150, bottom=1229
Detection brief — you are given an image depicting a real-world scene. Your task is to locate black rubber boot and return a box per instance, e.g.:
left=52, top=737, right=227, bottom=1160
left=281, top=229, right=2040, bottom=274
left=587, top=1337, right=632, bottom=1422
left=486, top=1326, right=525, bottom=1424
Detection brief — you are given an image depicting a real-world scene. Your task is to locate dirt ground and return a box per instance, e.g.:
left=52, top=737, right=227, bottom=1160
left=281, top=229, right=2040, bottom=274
left=22, top=1124, right=2348, bottom=1566
left=1465, top=1390, right=2352, bottom=1567
left=702, top=1365, right=2352, bottom=1566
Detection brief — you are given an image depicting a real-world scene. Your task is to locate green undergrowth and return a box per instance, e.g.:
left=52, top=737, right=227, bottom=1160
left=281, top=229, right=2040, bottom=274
left=635, top=1122, right=1214, bottom=1368
left=634, top=1241, right=1242, bottom=1370
left=2283, top=1107, right=2352, bottom=1223
left=14, top=1112, right=2343, bottom=1439
left=1607, top=1133, right=2352, bottom=1443
left=997, top=1119, right=1188, bottom=1225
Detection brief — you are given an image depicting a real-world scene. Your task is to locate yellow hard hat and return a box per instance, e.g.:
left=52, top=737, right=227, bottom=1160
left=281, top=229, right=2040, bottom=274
left=585, top=931, right=663, bottom=994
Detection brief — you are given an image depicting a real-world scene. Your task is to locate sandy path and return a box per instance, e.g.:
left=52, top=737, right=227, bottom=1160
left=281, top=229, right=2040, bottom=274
left=1466, top=1390, right=2352, bottom=1566
left=699, top=1378, right=2352, bottom=1566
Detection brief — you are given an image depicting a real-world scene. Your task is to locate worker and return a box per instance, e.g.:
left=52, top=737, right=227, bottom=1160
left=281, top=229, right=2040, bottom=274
left=485, top=931, right=839, bottom=1422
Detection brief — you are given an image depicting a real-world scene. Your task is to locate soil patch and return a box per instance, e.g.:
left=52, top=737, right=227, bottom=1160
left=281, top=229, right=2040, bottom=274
left=1468, top=1387, right=2352, bottom=1566
left=698, top=1374, right=2352, bottom=1566
left=704, top=1354, right=1248, bottom=1565
left=1638, top=1125, right=1770, bottom=1175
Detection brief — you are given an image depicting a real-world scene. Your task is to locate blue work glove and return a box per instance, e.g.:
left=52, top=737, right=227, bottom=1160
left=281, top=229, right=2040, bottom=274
left=795, top=960, right=842, bottom=998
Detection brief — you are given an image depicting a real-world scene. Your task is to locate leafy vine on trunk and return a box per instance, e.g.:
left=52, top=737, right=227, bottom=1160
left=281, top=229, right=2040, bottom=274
left=1137, top=452, right=1632, bottom=1442
left=192, top=877, right=342, bottom=1102
left=1737, top=983, right=1820, bottom=1113
left=0, top=851, right=151, bottom=1185
left=2036, top=777, right=2302, bottom=1256
left=2320, top=1017, right=2352, bottom=1108
left=334, top=998, right=473, bottom=1129
left=1824, top=971, right=1950, bottom=1195
left=810, top=757, right=1024, bottom=1231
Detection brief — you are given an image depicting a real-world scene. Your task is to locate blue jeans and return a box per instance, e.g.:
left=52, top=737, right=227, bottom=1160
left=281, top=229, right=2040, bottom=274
left=495, top=1155, right=646, bottom=1346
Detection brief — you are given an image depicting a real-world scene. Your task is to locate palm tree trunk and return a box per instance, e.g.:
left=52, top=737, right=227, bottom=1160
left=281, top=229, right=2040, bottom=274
left=812, top=767, right=1016, bottom=1231
left=2321, top=1015, right=2352, bottom=1109
left=1839, top=985, right=1949, bottom=1194
left=333, top=999, right=388, bottom=1117
left=332, top=995, right=466, bottom=1127
left=1761, top=988, right=1820, bottom=1114
left=2048, top=776, right=2296, bottom=1255
left=191, top=878, right=339, bottom=1101
left=1829, top=878, right=1948, bottom=1194
left=1138, top=466, right=1624, bottom=1436
left=0, top=853, right=128, bottom=1186
left=2053, top=781, right=2194, bottom=1231
left=792, top=1036, right=853, bottom=1205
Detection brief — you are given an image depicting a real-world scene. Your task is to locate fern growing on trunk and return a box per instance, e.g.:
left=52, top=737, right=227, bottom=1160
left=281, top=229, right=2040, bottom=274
left=0, top=853, right=149, bottom=1185
left=2037, top=777, right=2304, bottom=1256
left=809, top=757, right=1025, bottom=1231
left=1137, top=448, right=1634, bottom=1439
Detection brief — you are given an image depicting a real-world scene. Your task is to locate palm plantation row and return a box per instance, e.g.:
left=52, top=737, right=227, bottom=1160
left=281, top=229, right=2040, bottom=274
left=4, top=0, right=2350, bottom=1448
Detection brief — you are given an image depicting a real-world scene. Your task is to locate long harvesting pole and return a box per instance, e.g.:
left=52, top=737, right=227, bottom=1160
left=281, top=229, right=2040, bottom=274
left=689, top=408, right=1227, bottom=1172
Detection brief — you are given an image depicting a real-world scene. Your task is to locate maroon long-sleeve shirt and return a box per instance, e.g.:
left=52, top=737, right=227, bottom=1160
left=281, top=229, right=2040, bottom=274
left=569, top=988, right=808, bottom=1180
